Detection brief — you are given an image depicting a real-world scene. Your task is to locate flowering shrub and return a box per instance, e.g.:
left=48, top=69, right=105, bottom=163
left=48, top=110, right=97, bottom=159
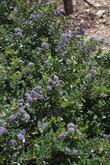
left=0, top=0, right=110, bottom=164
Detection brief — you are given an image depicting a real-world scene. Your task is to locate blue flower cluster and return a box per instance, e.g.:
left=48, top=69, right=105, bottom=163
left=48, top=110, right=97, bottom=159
left=48, top=75, right=60, bottom=88
left=8, top=85, right=45, bottom=128
left=15, top=27, right=23, bottom=38
left=17, top=129, right=26, bottom=143
left=56, top=31, right=74, bottom=57
left=67, top=122, right=75, bottom=134
left=0, top=127, right=7, bottom=136
left=65, top=147, right=78, bottom=156
left=41, top=42, right=49, bottom=48
left=56, top=9, right=65, bottom=16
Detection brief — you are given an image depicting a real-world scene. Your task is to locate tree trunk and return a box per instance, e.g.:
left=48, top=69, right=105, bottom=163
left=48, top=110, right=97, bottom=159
left=63, top=0, right=73, bottom=16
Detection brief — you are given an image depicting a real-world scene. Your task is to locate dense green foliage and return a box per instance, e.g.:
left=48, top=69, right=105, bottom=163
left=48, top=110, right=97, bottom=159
left=0, top=0, right=110, bottom=164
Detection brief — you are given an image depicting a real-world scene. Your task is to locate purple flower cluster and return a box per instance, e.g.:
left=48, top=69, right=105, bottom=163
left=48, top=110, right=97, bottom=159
left=65, top=147, right=78, bottom=156
left=77, top=40, right=82, bottom=46
left=8, top=114, right=16, bottom=122
left=60, top=31, right=73, bottom=43
left=34, top=86, right=42, bottom=91
left=26, top=94, right=33, bottom=102
left=47, top=86, right=52, bottom=91
left=41, top=42, right=49, bottom=47
left=73, top=148, right=78, bottom=156
left=30, top=14, right=41, bottom=20
left=60, top=34, right=70, bottom=45
left=17, top=129, right=26, bottom=143
left=76, top=26, right=85, bottom=35
left=7, top=84, right=45, bottom=142
left=17, top=106, right=30, bottom=122
left=25, top=85, right=44, bottom=103
left=0, top=127, right=7, bottom=136
left=68, top=127, right=75, bottom=134
left=19, top=60, right=24, bottom=65
left=56, top=31, right=73, bottom=57
left=18, top=109, right=26, bottom=114
left=57, top=133, right=66, bottom=140
left=18, top=103, right=23, bottom=107
left=22, top=113, right=30, bottom=122
left=17, top=85, right=44, bottom=110
left=56, top=9, right=65, bottom=16
left=25, top=103, right=31, bottom=109
left=17, top=133, right=25, bottom=143
left=91, top=37, right=104, bottom=44
left=48, top=75, right=60, bottom=88
left=15, top=27, right=23, bottom=38
left=65, top=147, right=71, bottom=155
left=8, top=95, right=31, bottom=123
left=18, top=99, right=24, bottom=104
left=43, top=60, right=49, bottom=65
left=27, top=62, right=34, bottom=68
left=9, top=108, right=30, bottom=123
left=67, top=123, right=75, bottom=134
left=18, top=99, right=25, bottom=107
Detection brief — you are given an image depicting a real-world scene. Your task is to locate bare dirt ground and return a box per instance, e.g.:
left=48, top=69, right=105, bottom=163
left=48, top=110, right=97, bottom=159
left=58, top=0, right=110, bottom=50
